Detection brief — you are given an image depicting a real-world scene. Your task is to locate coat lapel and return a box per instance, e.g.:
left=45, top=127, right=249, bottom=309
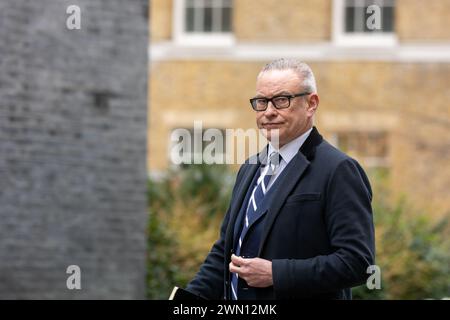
left=225, top=151, right=267, bottom=247
left=258, top=127, right=323, bottom=255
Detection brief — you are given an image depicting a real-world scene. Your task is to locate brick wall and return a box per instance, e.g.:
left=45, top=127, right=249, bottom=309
left=234, top=0, right=331, bottom=42
left=397, top=0, right=450, bottom=41
left=151, top=0, right=172, bottom=41
left=0, top=0, right=148, bottom=299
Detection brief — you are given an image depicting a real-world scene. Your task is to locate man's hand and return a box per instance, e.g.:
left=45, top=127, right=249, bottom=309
left=229, top=254, right=273, bottom=288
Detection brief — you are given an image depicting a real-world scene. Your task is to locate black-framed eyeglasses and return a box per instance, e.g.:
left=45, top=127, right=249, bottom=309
left=249, top=92, right=310, bottom=111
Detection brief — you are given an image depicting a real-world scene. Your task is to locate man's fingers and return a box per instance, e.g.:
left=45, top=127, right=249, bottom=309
left=231, top=254, right=246, bottom=266
left=229, top=261, right=240, bottom=274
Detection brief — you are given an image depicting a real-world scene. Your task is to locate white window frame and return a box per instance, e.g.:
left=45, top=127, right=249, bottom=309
left=332, top=0, right=397, bottom=46
left=173, top=0, right=234, bottom=46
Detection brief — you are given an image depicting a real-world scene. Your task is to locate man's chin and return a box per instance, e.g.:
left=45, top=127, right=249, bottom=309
left=260, top=128, right=281, bottom=148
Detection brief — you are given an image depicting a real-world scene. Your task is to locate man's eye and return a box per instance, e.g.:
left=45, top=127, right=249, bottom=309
left=274, top=97, right=288, bottom=103
left=256, top=99, right=267, bottom=104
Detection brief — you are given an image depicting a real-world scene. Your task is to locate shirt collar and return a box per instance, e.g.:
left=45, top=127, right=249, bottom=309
left=268, top=127, right=313, bottom=165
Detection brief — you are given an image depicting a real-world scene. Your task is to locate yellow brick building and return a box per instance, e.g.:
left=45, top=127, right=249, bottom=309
left=149, top=0, right=450, bottom=217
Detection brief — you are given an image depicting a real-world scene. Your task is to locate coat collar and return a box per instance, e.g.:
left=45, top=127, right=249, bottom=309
left=299, top=126, right=322, bottom=162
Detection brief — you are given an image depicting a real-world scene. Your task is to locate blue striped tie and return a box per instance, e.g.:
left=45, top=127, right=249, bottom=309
left=231, top=152, right=281, bottom=300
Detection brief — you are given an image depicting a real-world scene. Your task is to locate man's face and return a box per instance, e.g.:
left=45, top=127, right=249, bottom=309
left=255, top=69, right=318, bottom=148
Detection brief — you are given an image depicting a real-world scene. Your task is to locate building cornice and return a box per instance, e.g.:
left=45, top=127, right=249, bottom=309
left=149, top=42, right=450, bottom=63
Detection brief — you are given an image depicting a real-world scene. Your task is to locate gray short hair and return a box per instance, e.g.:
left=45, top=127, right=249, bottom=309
left=259, top=58, right=317, bottom=93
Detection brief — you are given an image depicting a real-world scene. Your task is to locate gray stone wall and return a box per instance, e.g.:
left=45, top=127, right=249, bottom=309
left=0, top=0, right=149, bottom=299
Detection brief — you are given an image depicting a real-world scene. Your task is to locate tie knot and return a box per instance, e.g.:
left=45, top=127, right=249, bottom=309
left=267, top=152, right=281, bottom=174
left=269, top=152, right=281, bottom=166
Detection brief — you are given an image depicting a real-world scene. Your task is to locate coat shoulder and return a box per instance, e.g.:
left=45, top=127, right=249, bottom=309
left=316, top=139, right=350, bottom=161
left=314, top=139, right=363, bottom=171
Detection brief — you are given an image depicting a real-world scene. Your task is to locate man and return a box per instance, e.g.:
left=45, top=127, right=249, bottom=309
left=186, top=58, right=375, bottom=299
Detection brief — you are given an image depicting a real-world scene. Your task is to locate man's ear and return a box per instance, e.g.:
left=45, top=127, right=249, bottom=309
left=307, top=94, right=319, bottom=115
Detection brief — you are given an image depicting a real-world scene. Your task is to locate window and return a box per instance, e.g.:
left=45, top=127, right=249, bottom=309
left=173, top=0, right=234, bottom=45
left=332, top=131, right=390, bottom=168
left=345, top=0, right=394, bottom=33
left=185, top=0, right=232, bottom=33
left=333, top=0, right=396, bottom=46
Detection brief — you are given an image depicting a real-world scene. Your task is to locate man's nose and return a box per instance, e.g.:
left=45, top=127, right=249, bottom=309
left=264, top=101, right=278, bottom=116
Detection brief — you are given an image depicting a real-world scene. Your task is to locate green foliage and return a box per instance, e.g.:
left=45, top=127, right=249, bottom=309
left=177, top=164, right=234, bottom=218
left=146, top=164, right=233, bottom=299
left=353, top=171, right=450, bottom=299
left=147, top=165, right=450, bottom=300
left=146, top=207, right=180, bottom=299
left=353, top=201, right=450, bottom=299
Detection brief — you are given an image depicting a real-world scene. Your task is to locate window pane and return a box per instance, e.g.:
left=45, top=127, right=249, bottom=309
left=354, top=5, right=365, bottom=32
left=382, top=6, right=394, bottom=32
left=185, top=7, right=195, bottom=32
left=186, top=0, right=195, bottom=7
left=345, top=6, right=355, bottom=32
left=204, top=6, right=213, bottom=32
left=194, top=6, right=204, bottom=32
left=221, top=7, right=232, bottom=32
